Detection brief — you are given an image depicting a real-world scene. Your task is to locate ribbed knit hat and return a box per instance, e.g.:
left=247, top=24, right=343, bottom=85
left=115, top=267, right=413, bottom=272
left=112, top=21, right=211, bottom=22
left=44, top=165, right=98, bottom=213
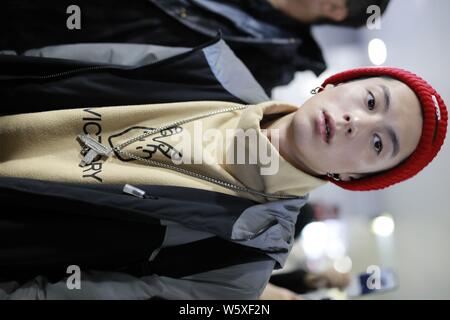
left=320, top=67, right=447, bottom=191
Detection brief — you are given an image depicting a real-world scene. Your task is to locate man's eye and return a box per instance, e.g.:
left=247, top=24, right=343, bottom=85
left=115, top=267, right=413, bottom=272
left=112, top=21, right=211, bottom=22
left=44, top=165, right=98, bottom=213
left=373, top=134, right=383, bottom=155
left=367, top=91, right=376, bottom=110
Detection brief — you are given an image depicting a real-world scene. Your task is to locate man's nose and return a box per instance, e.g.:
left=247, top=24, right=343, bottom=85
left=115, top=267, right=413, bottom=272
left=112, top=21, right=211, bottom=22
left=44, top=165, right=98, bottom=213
left=342, top=113, right=357, bottom=137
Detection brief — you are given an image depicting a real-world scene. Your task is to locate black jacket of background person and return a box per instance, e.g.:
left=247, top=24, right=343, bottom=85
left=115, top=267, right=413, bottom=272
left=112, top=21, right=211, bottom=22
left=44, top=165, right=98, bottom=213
left=0, top=0, right=326, bottom=94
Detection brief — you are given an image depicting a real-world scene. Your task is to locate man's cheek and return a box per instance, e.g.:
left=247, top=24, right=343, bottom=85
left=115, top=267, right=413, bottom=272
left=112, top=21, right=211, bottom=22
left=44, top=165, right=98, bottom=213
left=333, top=147, right=356, bottom=164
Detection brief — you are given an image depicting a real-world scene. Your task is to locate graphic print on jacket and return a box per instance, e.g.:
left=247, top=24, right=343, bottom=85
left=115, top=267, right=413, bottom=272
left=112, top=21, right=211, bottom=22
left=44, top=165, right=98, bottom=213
left=108, top=126, right=183, bottom=162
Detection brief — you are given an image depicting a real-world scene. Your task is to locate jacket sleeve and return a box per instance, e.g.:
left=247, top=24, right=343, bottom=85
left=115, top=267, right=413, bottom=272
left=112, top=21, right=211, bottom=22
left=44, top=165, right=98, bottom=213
left=0, top=260, right=275, bottom=300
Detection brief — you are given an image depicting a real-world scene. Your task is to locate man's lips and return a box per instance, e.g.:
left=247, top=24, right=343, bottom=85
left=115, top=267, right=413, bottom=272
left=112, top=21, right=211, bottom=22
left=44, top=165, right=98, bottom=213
left=316, top=110, right=335, bottom=143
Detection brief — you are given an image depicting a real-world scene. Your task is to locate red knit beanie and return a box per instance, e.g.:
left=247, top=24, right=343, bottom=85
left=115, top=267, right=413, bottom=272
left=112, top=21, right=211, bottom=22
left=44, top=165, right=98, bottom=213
left=320, top=67, right=448, bottom=191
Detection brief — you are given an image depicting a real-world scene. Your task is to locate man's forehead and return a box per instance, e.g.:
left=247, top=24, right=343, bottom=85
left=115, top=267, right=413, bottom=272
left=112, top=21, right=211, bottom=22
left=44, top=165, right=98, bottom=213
left=349, top=76, right=397, bottom=85
left=346, top=77, right=416, bottom=98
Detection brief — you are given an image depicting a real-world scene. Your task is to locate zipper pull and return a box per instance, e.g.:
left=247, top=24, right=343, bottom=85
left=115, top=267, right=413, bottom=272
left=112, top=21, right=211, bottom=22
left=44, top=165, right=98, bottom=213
left=123, top=184, right=159, bottom=200
left=233, top=219, right=278, bottom=241
left=123, top=184, right=147, bottom=198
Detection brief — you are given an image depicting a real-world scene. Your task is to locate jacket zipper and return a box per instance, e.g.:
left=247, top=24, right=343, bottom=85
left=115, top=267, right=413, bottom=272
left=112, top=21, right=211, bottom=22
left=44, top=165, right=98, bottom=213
left=37, top=65, right=115, bottom=80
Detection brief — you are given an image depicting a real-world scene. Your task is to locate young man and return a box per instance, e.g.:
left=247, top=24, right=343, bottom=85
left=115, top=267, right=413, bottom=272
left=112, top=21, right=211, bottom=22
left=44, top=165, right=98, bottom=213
left=0, top=67, right=446, bottom=201
left=0, top=41, right=447, bottom=298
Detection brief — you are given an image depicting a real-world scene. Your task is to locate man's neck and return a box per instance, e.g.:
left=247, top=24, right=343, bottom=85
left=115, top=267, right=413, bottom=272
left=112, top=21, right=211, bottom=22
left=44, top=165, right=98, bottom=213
left=263, top=112, right=321, bottom=177
left=266, top=0, right=316, bottom=24
left=267, top=0, right=287, bottom=10
left=261, top=112, right=293, bottom=141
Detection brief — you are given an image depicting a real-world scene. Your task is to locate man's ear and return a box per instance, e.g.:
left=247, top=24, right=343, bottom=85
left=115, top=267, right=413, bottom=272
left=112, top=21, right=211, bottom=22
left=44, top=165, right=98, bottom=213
left=320, top=0, right=348, bottom=22
left=338, top=173, right=365, bottom=181
left=323, top=83, right=335, bottom=91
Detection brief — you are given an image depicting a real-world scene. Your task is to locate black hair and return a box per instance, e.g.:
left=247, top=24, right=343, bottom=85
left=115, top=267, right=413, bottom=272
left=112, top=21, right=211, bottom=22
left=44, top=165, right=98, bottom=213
left=318, top=0, right=391, bottom=28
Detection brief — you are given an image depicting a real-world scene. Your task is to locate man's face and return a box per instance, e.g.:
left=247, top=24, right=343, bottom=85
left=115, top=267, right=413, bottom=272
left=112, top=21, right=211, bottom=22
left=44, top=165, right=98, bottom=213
left=289, top=77, right=423, bottom=180
left=271, top=0, right=348, bottom=24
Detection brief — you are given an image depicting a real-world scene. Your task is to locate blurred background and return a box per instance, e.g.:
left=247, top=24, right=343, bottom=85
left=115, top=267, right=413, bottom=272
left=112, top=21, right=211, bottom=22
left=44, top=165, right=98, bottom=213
left=272, top=0, right=450, bottom=299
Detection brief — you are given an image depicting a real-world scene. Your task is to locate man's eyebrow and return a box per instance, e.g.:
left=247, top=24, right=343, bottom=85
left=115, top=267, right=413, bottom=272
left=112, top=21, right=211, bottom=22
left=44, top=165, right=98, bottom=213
left=380, top=84, right=391, bottom=112
left=387, top=126, right=399, bottom=158
left=379, top=84, right=397, bottom=157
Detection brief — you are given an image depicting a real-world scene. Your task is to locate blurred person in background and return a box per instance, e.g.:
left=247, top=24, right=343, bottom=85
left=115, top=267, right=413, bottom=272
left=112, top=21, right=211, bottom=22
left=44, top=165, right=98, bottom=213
left=262, top=269, right=350, bottom=300
left=260, top=203, right=350, bottom=300
left=1, top=0, right=390, bottom=94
